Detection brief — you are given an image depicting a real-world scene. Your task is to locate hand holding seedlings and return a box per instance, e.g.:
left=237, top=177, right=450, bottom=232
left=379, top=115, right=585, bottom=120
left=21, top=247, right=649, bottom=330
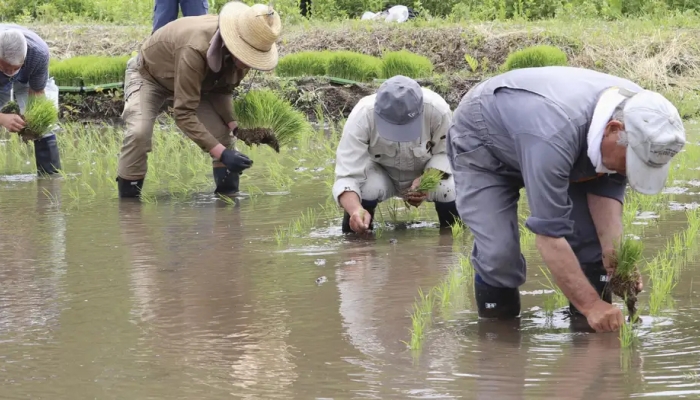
left=585, top=299, right=625, bottom=333
left=348, top=208, right=372, bottom=234
left=402, top=168, right=443, bottom=207
left=609, top=237, right=645, bottom=322
left=0, top=113, right=26, bottom=132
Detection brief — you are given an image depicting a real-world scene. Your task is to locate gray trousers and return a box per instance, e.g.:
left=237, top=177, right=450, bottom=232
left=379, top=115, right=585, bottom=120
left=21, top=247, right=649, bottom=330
left=448, top=90, right=626, bottom=289
left=360, top=162, right=456, bottom=203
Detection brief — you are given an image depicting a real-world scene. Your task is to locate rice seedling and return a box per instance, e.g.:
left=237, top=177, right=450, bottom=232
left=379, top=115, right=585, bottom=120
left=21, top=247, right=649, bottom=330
left=609, top=237, right=644, bottom=322
left=275, top=51, right=332, bottom=77
left=619, top=308, right=640, bottom=348
left=233, top=89, right=313, bottom=152
left=501, top=45, right=568, bottom=72
left=22, top=96, right=59, bottom=140
left=400, top=168, right=443, bottom=204
left=403, top=287, right=434, bottom=351
left=326, top=51, right=382, bottom=82
left=380, top=50, right=434, bottom=79
left=1, top=100, right=20, bottom=115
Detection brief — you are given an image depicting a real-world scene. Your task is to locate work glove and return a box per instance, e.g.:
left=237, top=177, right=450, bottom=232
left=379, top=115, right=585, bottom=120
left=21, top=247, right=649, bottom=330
left=220, top=148, right=253, bottom=174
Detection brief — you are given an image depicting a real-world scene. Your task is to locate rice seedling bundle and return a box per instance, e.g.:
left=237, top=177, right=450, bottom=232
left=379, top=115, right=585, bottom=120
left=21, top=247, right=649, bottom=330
left=381, top=50, right=434, bottom=79
left=232, top=89, right=312, bottom=152
left=609, top=237, right=644, bottom=322
left=501, top=45, right=568, bottom=72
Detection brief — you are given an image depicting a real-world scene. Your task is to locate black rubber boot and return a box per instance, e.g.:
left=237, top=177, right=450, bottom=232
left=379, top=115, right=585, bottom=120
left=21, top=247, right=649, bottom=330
left=34, top=135, right=62, bottom=176
left=342, top=199, right=378, bottom=234
left=569, top=261, right=612, bottom=316
left=434, top=200, right=460, bottom=229
left=116, top=176, right=144, bottom=199
left=474, top=273, right=521, bottom=319
left=213, top=167, right=240, bottom=195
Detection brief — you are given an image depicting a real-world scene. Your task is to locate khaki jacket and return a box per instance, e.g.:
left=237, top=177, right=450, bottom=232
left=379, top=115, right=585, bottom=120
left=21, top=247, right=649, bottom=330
left=137, top=15, right=249, bottom=151
left=332, top=88, right=453, bottom=204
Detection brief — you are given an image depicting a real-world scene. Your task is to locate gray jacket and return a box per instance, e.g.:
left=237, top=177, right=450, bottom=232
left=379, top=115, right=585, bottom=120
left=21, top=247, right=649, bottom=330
left=332, top=88, right=453, bottom=204
left=449, top=66, right=643, bottom=238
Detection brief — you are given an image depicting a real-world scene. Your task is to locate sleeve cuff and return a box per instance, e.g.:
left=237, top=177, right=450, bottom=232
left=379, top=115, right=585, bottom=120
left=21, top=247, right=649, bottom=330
left=525, top=216, right=575, bottom=238
left=332, top=178, right=361, bottom=206
left=426, top=153, right=452, bottom=174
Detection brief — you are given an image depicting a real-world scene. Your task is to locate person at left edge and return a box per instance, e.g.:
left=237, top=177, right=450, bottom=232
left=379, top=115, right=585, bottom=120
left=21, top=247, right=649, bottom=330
left=0, top=25, right=62, bottom=176
left=116, top=1, right=282, bottom=198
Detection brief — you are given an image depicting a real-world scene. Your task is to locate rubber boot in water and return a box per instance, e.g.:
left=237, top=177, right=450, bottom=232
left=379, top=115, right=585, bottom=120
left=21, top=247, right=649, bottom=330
left=213, top=166, right=240, bottom=196
left=474, top=273, right=521, bottom=319
left=342, top=199, right=378, bottom=234
left=434, top=200, right=460, bottom=229
left=116, top=176, right=144, bottom=199
left=569, top=261, right=612, bottom=316
left=34, top=135, right=62, bottom=176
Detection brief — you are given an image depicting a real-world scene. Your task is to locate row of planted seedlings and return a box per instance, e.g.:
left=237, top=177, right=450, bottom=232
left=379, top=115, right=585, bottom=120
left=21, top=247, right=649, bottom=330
left=401, top=133, right=700, bottom=353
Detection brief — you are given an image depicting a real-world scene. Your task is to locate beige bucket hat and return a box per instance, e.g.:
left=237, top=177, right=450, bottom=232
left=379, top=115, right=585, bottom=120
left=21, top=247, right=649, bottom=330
left=219, top=1, right=282, bottom=71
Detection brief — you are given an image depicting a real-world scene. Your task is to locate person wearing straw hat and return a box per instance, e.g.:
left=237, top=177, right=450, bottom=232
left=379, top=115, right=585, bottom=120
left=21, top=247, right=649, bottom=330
left=0, top=24, right=62, bottom=176
left=447, top=66, right=686, bottom=333
left=116, top=1, right=281, bottom=199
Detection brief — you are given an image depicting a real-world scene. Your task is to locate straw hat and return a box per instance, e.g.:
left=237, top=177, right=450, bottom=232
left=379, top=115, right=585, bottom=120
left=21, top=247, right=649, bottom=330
left=219, top=1, right=282, bottom=71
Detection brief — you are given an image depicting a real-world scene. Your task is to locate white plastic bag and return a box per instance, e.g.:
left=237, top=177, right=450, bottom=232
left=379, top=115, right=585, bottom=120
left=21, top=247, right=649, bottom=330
left=385, top=5, right=409, bottom=23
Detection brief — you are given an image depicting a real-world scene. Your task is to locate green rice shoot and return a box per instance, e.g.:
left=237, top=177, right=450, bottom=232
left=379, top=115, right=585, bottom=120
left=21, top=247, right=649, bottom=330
left=415, top=168, right=443, bottom=192
left=233, top=89, right=313, bottom=149
left=276, top=51, right=333, bottom=78
left=614, top=237, right=644, bottom=279
left=326, top=51, right=382, bottom=82
left=381, top=50, right=434, bottom=79
left=23, top=96, right=58, bottom=138
left=501, top=45, right=568, bottom=72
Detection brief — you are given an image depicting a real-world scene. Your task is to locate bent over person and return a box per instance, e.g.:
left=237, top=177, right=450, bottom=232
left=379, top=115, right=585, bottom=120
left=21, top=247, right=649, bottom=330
left=0, top=25, right=62, bottom=175
left=116, top=1, right=281, bottom=198
left=447, top=66, right=685, bottom=332
left=333, top=75, right=460, bottom=234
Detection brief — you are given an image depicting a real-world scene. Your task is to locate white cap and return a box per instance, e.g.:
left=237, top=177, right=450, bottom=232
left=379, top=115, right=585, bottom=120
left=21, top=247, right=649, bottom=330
left=620, top=88, right=686, bottom=195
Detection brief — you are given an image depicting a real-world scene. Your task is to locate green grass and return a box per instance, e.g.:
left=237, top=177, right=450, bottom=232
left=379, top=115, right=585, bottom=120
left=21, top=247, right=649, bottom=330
left=501, top=45, right=569, bottom=72
left=49, top=55, right=130, bottom=87
left=23, top=96, right=59, bottom=138
left=275, top=51, right=333, bottom=78
left=326, top=51, right=382, bottom=82
left=233, top=89, right=314, bottom=150
left=380, top=50, right=434, bottom=79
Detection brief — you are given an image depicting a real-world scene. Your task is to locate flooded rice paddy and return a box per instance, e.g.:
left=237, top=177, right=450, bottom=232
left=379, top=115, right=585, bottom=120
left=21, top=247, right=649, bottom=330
left=0, top=119, right=699, bottom=399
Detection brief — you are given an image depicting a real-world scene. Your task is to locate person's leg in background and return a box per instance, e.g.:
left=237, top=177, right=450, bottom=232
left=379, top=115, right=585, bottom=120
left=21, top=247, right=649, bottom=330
left=180, top=0, right=209, bottom=17
left=341, top=162, right=396, bottom=234
left=152, top=0, right=180, bottom=34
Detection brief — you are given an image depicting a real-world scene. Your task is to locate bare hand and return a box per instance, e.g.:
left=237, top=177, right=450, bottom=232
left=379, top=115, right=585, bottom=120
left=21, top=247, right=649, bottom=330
left=348, top=208, right=372, bottom=234
left=605, top=251, right=643, bottom=293
left=585, top=300, right=624, bottom=332
left=228, top=120, right=238, bottom=133
left=0, top=113, right=25, bottom=132
left=404, top=177, right=428, bottom=207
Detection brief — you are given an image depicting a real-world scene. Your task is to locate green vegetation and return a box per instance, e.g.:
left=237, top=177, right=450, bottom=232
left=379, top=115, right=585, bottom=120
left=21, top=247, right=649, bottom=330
left=23, top=96, right=59, bottom=139
left=380, top=50, right=434, bottom=79
left=49, top=55, right=130, bottom=87
left=232, top=89, right=313, bottom=152
left=275, top=51, right=333, bottom=78
left=326, top=51, right=382, bottom=82
left=501, top=45, right=568, bottom=71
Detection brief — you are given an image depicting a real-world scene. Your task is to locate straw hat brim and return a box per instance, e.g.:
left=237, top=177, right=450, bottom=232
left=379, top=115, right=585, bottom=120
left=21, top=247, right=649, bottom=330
left=219, top=1, right=279, bottom=71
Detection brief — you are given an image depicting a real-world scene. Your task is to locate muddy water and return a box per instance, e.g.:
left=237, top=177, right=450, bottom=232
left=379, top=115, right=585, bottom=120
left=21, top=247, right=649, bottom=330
left=2, top=144, right=700, bottom=399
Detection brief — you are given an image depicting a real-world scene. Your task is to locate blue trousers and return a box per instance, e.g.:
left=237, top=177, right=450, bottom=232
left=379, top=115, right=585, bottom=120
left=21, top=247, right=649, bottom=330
left=153, top=0, right=209, bottom=33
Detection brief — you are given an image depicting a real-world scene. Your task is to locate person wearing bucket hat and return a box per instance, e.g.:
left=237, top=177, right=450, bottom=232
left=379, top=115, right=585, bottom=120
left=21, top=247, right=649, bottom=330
left=446, top=66, right=686, bottom=333
left=332, top=75, right=461, bottom=234
left=115, top=1, right=281, bottom=199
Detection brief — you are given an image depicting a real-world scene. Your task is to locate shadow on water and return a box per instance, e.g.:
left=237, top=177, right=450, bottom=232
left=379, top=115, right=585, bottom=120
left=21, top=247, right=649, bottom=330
left=1, top=125, right=700, bottom=398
